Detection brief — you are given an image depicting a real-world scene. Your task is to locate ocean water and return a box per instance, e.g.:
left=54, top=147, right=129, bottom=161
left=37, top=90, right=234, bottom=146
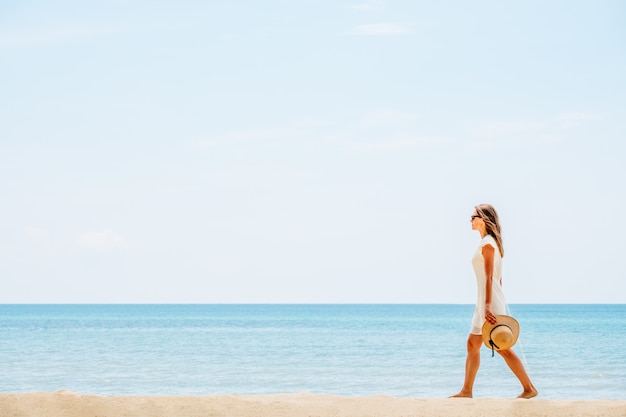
left=0, top=304, right=624, bottom=400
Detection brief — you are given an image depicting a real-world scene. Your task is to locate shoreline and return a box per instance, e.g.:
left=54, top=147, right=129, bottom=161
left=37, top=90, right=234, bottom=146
left=2, top=391, right=626, bottom=417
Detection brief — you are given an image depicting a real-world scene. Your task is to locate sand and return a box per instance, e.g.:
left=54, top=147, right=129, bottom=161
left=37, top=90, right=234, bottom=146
left=1, top=391, right=626, bottom=417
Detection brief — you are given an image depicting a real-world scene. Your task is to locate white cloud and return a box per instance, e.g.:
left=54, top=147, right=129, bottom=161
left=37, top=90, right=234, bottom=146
left=0, top=21, right=182, bottom=49
left=554, top=112, right=601, bottom=131
left=349, top=135, right=446, bottom=151
left=464, top=112, right=601, bottom=149
left=75, top=230, right=130, bottom=252
left=342, top=110, right=449, bottom=150
left=192, top=127, right=304, bottom=148
left=346, top=23, right=412, bottom=36
left=362, top=110, right=418, bottom=127
left=191, top=118, right=335, bottom=149
left=468, top=119, right=545, bottom=139
left=191, top=110, right=448, bottom=152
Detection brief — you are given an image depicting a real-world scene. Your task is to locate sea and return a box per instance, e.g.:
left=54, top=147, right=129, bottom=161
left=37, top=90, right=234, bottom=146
left=0, top=304, right=624, bottom=400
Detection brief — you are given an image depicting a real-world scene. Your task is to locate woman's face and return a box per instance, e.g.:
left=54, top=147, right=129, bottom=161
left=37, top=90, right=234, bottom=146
left=470, top=211, right=482, bottom=231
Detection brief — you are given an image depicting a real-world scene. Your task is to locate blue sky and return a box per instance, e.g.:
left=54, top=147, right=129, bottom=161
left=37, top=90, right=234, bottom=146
left=1, top=1, right=625, bottom=303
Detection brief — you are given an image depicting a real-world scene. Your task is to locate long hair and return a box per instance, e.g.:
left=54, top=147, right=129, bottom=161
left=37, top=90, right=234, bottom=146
left=475, top=204, right=504, bottom=257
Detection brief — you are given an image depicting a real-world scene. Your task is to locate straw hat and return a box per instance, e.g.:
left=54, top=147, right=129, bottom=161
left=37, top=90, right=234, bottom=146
left=481, top=315, right=520, bottom=355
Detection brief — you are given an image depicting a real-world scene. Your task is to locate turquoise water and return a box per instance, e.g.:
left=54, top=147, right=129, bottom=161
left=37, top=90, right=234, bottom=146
left=0, top=304, right=624, bottom=399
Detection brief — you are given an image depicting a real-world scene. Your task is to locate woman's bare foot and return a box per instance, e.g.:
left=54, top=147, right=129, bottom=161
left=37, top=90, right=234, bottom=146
left=449, top=391, right=472, bottom=398
left=517, top=386, right=538, bottom=399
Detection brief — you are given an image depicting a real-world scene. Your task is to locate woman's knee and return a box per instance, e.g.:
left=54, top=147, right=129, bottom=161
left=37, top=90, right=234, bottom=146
left=467, top=335, right=482, bottom=352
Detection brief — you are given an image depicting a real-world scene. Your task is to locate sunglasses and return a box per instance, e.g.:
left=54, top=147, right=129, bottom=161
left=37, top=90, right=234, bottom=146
left=470, top=214, right=481, bottom=220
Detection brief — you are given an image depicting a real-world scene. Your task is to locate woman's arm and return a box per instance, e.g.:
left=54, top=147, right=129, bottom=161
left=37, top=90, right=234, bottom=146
left=482, top=244, right=497, bottom=324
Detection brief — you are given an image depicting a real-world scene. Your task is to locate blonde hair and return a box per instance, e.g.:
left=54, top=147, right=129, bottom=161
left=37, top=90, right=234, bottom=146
left=475, top=204, right=504, bottom=257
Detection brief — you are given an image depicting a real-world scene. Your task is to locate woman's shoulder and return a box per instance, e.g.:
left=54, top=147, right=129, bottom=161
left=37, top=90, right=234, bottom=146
left=479, top=234, right=497, bottom=247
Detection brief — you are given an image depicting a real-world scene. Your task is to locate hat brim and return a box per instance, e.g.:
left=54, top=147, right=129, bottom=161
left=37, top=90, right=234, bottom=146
left=481, top=315, right=520, bottom=350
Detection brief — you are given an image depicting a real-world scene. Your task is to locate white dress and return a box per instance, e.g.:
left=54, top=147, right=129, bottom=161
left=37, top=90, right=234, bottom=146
left=470, top=234, right=507, bottom=335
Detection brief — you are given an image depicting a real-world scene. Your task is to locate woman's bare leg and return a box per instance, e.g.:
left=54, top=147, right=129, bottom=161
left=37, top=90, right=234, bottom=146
left=497, top=349, right=538, bottom=398
left=450, top=334, right=483, bottom=398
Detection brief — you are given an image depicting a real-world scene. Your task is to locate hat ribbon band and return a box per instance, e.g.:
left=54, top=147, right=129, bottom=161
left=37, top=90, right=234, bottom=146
left=488, top=324, right=510, bottom=357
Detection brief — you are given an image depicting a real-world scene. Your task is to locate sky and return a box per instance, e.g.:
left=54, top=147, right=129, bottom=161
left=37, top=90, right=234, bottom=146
left=1, top=0, right=625, bottom=304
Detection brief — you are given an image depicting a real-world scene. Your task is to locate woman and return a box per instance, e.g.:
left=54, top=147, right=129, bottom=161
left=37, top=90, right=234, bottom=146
left=451, top=204, right=538, bottom=399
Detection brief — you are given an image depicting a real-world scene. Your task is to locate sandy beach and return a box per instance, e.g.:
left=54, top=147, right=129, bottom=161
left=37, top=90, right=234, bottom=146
left=1, top=391, right=626, bottom=417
